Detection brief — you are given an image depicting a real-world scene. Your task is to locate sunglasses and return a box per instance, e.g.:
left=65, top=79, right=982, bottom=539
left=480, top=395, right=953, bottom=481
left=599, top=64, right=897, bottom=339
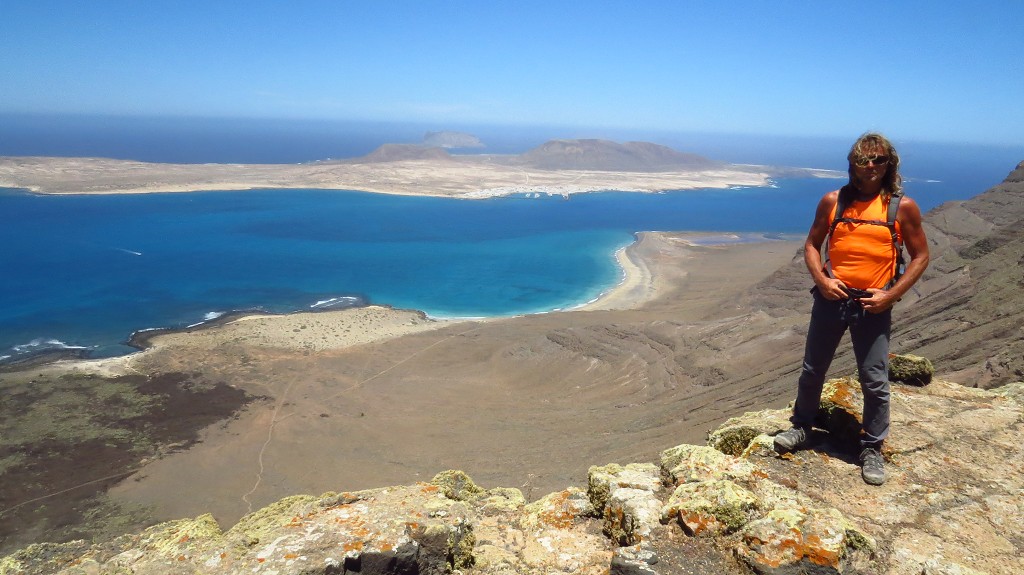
left=853, top=155, right=889, bottom=167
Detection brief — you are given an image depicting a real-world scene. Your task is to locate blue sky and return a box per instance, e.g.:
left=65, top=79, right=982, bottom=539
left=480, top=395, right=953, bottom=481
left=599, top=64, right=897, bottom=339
left=2, top=1, right=1023, bottom=145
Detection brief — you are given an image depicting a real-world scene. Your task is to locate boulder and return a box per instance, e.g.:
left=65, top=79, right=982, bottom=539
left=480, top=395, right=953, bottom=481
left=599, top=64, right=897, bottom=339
left=660, top=479, right=758, bottom=537
left=889, top=353, right=935, bottom=386
left=660, top=443, right=758, bottom=485
left=737, top=507, right=873, bottom=575
left=707, top=409, right=792, bottom=456
left=587, top=463, right=663, bottom=546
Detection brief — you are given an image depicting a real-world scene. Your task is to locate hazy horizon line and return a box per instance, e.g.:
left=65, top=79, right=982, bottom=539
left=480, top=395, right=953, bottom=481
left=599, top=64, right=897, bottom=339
left=6, top=111, right=1024, bottom=150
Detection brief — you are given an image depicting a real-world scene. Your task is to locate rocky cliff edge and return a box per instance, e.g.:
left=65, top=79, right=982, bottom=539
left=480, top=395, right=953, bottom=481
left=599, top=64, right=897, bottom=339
left=3, top=360, right=1022, bottom=575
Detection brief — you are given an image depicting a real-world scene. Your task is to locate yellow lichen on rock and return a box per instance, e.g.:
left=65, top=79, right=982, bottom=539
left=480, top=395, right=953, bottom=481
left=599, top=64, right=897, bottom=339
left=707, top=408, right=792, bottom=456
left=587, top=462, right=660, bottom=513
left=889, top=353, right=935, bottom=386
left=225, top=495, right=318, bottom=548
left=737, top=506, right=867, bottom=573
left=659, top=443, right=757, bottom=485
left=430, top=469, right=485, bottom=501
left=523, top=487, right=594, bottom=530
left=142, top=513, right=224, bottom=558
left=661, top=479, right=758, bottom=536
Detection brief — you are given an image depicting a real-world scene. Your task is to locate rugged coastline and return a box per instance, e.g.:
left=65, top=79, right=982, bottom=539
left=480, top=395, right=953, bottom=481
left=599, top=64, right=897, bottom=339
left=30, top=229, right=794, bottom=377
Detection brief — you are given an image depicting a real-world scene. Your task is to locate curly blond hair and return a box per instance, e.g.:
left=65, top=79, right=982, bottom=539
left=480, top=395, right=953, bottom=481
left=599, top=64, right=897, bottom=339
left=843, top=132, right=903, bottom=201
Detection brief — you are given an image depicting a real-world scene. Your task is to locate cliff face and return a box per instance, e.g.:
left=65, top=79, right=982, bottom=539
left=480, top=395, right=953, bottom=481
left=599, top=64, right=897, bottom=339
left=5, top=373, right=1022, bottom=575
left=897, top=160, right=1024, bottom=386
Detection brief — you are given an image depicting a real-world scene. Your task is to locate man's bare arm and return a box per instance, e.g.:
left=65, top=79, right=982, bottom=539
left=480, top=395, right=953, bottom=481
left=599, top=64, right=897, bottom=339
left=804, top=191, right=848, bottom=300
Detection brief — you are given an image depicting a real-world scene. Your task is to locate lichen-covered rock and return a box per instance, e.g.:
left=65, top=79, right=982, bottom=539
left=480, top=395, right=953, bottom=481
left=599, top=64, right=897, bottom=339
left=522, top=487, right=594, bottom=530
left=659, top=443, right=757, bottom=485
left=587, top=462, right=661, bottom=514
left=889, top=353, right=935, bottom=386
left=230, top=483, right=475, bottom=575
left=0, top=542, right=90, bottom=575
left=707, top=409, right=792, bottom=456
left=817, top=377, right=865, bottom=443
left=586, top=462, right=663, bottom=546
left=740, top=434, right=780, bottom=459
left=519, top=488, right=611, bottom=574
left=660, top=479, right=758, bottom=536
left=431, top=469, right=485, bottom=501
left=134, top=513, right=225, bottom=561
left=226, top=494, right=317, bottom=547
left=6, top=483, right=478, bottom=575
left=737, top=506, right=873, bottom=575
left=602, top=487, right=663, bottom=546
left=475, top=486, right=526, bottom=515
left=473, top=490, right=611, bottom=575
left=519, top=529, right=611, bottom=575
left=991, top=381, right=1024, bottom=404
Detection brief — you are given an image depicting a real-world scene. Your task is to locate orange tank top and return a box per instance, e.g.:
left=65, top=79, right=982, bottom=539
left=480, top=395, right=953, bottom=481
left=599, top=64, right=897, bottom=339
left=827, top=194, right=902, bottom=290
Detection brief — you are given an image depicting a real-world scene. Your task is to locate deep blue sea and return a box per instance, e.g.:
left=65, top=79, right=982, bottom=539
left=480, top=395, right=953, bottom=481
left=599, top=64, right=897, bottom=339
left=2, top=115, right=1022, bottom=363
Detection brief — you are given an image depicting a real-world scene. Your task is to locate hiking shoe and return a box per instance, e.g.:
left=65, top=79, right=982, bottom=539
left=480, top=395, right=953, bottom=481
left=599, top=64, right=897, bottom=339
left=773, top=427, right=809, bottom=453
left=860, top=447, right=886, bottom=486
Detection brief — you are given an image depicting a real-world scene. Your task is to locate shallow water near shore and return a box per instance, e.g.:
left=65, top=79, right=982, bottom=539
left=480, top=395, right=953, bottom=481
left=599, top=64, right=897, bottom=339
left=0, top=169, right=1000, bottom=363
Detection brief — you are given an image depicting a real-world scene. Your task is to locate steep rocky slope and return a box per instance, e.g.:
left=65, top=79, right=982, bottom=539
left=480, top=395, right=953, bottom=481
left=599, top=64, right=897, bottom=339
left=898, top=160, right=1024, bottom=385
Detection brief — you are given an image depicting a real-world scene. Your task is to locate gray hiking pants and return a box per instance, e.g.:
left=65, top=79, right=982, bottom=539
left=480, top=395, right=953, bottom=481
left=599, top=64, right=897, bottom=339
left=791, top=287, right=891, bottom=449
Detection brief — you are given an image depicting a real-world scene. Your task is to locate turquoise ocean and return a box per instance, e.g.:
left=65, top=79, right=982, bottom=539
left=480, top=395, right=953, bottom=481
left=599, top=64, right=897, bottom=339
left=2, top=115, right=1021, bottom=363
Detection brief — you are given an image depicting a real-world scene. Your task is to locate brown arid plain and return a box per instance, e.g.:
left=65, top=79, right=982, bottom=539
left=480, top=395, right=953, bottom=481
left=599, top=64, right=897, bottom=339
left=2, top=143, right=1022, bottom=558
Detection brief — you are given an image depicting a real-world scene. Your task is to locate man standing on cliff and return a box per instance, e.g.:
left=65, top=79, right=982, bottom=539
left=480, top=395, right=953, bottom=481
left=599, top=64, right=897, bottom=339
left=773, top=132, right=930, bottom=485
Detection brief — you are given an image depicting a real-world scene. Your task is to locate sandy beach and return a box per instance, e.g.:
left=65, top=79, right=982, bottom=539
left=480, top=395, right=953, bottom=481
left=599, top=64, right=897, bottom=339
left=62, top=229, right=667, bottom=379
left=65, top=226, right=795, bottom=378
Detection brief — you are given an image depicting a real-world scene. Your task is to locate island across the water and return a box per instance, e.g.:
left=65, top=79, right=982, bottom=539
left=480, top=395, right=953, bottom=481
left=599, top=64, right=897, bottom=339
left=0, top=138, right=840, bottom=197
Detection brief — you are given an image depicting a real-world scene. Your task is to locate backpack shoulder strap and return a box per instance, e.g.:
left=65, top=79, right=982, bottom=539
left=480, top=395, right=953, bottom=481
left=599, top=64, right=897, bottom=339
left=886, top=190, right=903, bottom=230
left=886, top=191, right=906, bottom=288
left=829, top=191, right=849, bottom=234
left=822, top=190, right=847, bottom=279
